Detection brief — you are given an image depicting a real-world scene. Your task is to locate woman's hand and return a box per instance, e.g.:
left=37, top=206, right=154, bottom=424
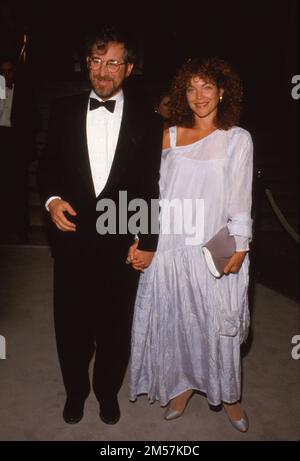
left=126, top=241, right=155, bottom=272
left=223, top=251, right=247, bottom=275
left=126, top=240, right=139, bottom=265
left=131, top=249, right=154, bottom=272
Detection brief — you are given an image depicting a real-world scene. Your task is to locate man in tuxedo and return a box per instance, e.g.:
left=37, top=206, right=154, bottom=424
left=0, top=57, right=40, bottom=243
left=38, top=25, right=163, bottom=425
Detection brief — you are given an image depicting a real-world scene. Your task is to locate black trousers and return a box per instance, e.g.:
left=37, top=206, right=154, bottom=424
left=53, top=239, right=140, bottom=403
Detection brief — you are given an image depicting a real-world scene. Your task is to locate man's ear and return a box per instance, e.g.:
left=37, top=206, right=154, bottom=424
left=125, top=63, right=134, bottom=78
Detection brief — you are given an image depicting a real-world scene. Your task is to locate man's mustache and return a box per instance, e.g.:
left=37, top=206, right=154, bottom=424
left=95, top=77, right=113, bottom=82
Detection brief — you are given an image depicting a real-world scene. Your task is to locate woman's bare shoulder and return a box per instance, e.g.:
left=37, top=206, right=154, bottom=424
left=162, top=127, right=171, bottom=149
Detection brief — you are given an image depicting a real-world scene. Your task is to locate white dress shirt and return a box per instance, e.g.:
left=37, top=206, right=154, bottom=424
left=86, top=89, right=123, bottom=196
left=45, top=89, right=124, bottom=209
left=0, top=85, right=14, bottom=127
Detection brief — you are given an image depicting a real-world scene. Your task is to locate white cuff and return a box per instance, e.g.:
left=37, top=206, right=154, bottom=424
left=227, top=213, right=253, bottom=239
left=45, top=196, right=61, bottom=211
left=234, top=235, right=249, bottom=252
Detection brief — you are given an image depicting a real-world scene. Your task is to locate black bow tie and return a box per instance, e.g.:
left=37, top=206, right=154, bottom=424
left=89, top=98, right=116, bottom=113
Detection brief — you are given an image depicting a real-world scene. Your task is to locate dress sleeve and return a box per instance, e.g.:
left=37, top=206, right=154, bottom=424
left=227, top=131, right=254, bottom=251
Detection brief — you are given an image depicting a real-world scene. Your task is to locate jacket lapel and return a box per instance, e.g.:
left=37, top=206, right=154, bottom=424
left=98, top=92, right=139, bottom=195
left=74, top=92, right=95, bottom=197
left=73, top=91, right=139, bottom=198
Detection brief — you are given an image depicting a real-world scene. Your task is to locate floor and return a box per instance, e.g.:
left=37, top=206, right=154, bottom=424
left=0, top=245, right=299, bottom=441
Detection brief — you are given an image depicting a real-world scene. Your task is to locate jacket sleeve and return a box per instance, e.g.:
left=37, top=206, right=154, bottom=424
left=136, top=113, right=163, bottom=252
left=37, top=99, right=64, bottom=207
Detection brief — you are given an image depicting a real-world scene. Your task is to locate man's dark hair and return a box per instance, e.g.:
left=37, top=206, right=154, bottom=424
left=85, top=24, right=136, bottom=64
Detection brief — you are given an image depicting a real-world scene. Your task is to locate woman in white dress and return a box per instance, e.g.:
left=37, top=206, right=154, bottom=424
left=127, top=58, right=253, bottom=432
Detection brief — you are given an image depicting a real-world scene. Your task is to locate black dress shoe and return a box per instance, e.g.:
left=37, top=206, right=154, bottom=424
left=63, top=399, right=85, bottom=424
left=99, top=397, right=120, bottom=425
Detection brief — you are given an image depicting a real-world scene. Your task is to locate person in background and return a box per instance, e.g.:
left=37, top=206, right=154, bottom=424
left=0, top=57, right=41, bottom=244
left=154, top=87, right=171, bottom=128
left=129, top=57, right=253, bottom=433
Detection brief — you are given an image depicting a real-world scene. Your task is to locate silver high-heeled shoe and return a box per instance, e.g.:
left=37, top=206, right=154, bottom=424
left=164, top=391, right=193, bottom=421
left=225, top=409, right=249, bottom=432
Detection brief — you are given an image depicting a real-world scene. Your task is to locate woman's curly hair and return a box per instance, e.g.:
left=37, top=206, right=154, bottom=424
left=169, top=57, right=243, bottom=130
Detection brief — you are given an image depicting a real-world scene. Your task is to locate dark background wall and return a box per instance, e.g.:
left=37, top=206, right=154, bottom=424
left=1, top=0, right=298, bottom=164
left=0, top=0, right=299, bottom=299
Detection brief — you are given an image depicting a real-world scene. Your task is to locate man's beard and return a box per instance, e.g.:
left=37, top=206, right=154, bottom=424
left=92, top=77, right=120, bottom=99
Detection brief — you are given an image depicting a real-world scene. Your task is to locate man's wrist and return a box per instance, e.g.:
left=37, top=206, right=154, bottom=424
left=45, top=196, right=61, bottom=211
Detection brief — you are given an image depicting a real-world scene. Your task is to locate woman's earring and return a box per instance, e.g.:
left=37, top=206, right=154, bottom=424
left=219, top=95, right=223, bottom=103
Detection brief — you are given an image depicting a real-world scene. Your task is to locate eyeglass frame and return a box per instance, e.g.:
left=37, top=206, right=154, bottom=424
left=87, top=56, right=127, bottom=73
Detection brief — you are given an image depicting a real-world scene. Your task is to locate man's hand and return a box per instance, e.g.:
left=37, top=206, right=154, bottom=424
left=126, top=241, right=155, bottom=272
left=48, top=198, right=77, bottom=232
left=224, top=251, right=247, bottom=275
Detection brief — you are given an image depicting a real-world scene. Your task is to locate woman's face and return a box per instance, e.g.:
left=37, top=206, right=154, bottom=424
left=186, top=76, right=224, bottom=121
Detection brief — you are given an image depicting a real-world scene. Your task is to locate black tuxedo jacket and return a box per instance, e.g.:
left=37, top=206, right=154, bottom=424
left=38, top=91, right=163, bottom=258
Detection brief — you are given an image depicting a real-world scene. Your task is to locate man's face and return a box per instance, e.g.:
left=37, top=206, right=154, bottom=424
left=0, top=61, right=15, bottom=87
left=87, top=42, right=133, bottom=100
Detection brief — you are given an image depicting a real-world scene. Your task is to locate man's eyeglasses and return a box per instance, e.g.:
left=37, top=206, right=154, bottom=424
left=88, top=56, right=126, bottom=73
